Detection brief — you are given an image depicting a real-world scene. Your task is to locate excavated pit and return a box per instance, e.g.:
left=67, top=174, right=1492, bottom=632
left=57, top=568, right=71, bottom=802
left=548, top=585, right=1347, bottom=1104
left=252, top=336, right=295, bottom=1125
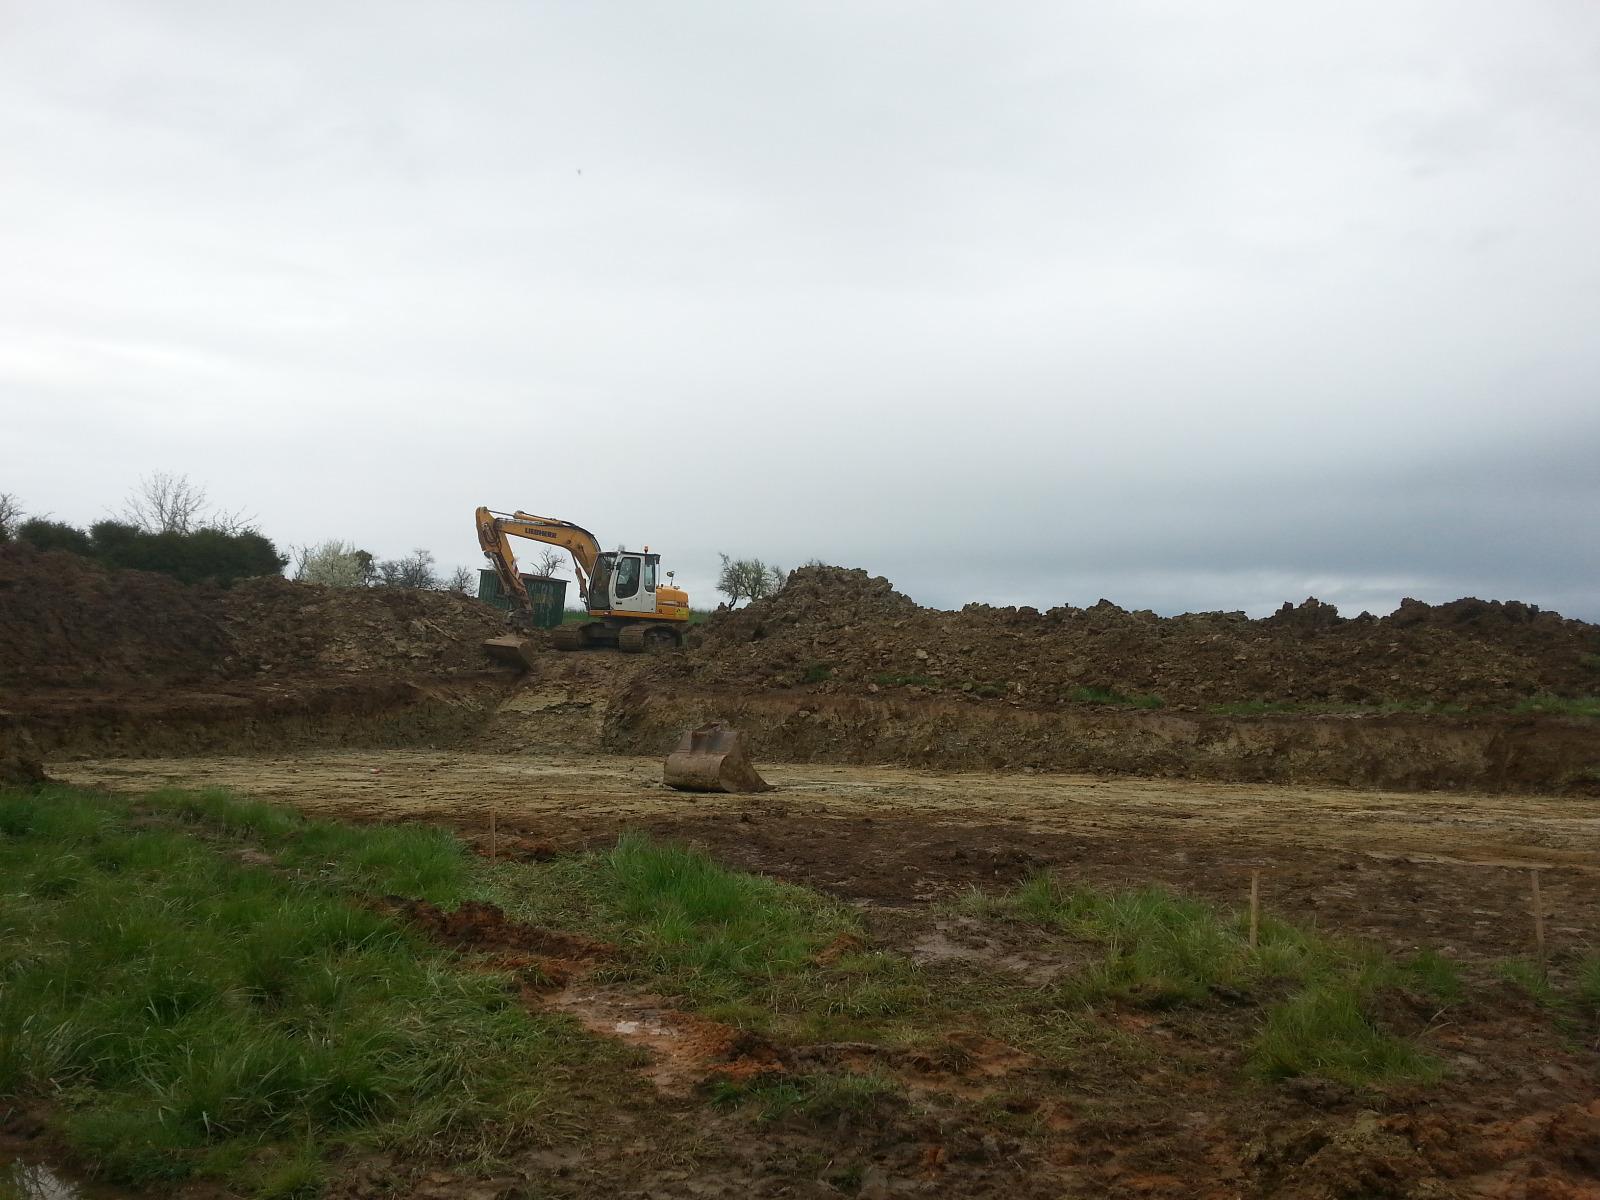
left=3, top=548, right=1596, bottom=794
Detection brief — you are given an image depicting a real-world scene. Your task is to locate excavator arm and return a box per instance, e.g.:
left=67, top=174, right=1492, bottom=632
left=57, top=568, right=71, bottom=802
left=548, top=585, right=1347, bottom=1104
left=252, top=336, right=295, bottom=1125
left=474, top=506, right=603, bottom=614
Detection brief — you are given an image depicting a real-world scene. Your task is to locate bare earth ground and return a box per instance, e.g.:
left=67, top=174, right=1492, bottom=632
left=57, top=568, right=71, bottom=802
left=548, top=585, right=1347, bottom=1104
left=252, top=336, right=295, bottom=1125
left=60, top=750, right=1600, bottom=964
left=9, top=550, right=1600, bottom=1196
left=42, top=752, right=1600, bottom=1198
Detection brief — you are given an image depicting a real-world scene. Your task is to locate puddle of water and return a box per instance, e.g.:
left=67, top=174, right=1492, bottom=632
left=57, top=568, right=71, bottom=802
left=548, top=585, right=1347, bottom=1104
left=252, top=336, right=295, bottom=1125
left=2, top=1160, right=83, bottom=1200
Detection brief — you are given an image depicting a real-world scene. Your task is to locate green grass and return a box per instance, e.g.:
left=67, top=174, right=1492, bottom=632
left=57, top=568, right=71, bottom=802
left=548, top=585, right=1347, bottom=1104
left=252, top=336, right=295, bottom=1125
left=1207, top=698, right=1469, bottom=717
left=1576, top=954, right=1600, bottom=1011
left=3, top=779, right=1513, bottom=1194
left=1207, top=700, right=1314, bottom=716
left=708, top=1070, right=900, bottom=1122
left=802, top=663, right=833, bottom=684
left=1205, top=695, right=1600, bottom=719
left=605, top=833, right=851, bottom=1005
left=871, top=672, right=940, bottom=688
left=1252, top=976, right=1442, bottom=1085
left=982, top=871, right=1443, bottom=1086
left=140, top=787, right=472, bottom=903
left=485, top=834, right=929, bottom=1043
left=1512, top=694, right=1600, bottom=718
left=0, top=786, right=611, bottom=1190
left=1495, top=958, right=1559, bottom=1006
left=1396, top=948, right=1464, bottom=1002
left=1065, top=686, right=1165, bottom=709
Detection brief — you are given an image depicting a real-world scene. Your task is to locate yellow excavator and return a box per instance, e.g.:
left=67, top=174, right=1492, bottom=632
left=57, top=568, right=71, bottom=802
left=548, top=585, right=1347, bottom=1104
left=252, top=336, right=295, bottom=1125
left=474, top=507, right=692, bottom=657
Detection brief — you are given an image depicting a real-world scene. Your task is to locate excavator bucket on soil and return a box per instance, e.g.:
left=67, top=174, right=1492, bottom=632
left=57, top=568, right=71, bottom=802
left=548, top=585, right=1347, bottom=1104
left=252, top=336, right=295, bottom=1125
left=483, top=635, right=537, bottom=671
left=663, top=724, right=773, bottom=793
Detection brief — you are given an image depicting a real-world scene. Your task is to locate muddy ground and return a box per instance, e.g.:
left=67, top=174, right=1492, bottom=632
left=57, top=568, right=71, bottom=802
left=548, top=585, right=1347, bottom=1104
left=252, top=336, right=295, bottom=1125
left=60, top=750, right=1600, bottom=964
left=56, top=748, right=1600, bottom=1199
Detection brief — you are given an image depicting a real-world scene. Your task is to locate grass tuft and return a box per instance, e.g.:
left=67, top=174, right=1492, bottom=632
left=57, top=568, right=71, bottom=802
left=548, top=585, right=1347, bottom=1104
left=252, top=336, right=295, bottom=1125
left=1397, top=948, right=1463, bottom=1002
left=871, top=672, right=940, bottom=688
left=709, top=1070, right=901, bottom=1123
left=605, top=834, right=854, bottom=1007
left=1495, top=958, right=1559, bottom=1006
left=1576, top=954, right=1600, bottom=1012
left=1066, top=686, right=1165, bottom=709
left=989, top=870, right=1441, bottom=1086
left=1251, top=976, right=1443, bottom=1085
left=1512, top=694, right=1600, bottom=718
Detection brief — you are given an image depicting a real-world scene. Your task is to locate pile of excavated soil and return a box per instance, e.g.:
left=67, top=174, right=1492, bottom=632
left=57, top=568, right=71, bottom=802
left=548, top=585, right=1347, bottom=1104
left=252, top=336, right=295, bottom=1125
left=0, top=545, right=508, bottom=690
left=222, top=575, right=509, bottom=677
left=675, top=566, right=1600, bottom=709
left=0, top=544, right=232, bottom=688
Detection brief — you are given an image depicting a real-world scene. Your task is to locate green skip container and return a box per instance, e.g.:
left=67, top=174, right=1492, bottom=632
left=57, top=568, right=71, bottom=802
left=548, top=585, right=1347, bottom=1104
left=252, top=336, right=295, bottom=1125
left=477, top=569, right=569, bottom=628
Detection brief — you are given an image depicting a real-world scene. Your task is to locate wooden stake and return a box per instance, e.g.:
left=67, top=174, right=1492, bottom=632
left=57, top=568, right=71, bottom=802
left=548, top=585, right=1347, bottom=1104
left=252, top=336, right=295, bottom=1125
left=1531, top=869, right=1546, bottom=975
left=1249, top=870, right=1261, bottom=949
left=489, top=808, right=497, bottom=864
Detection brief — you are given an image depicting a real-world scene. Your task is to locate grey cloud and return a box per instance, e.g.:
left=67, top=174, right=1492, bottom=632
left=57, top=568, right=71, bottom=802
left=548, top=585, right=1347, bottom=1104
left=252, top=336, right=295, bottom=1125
left=3, top=1, right=1597, bottom=622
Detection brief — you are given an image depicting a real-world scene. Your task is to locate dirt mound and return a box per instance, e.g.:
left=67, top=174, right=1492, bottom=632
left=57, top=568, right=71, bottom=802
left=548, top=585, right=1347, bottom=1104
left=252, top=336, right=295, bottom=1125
left=0, top=544, right=232, bottom=688
left=0, top=544, right=507, bottom=690
left=222, top=574, right=507, bottom=677
left=677, top=566, right=1600, bottom=710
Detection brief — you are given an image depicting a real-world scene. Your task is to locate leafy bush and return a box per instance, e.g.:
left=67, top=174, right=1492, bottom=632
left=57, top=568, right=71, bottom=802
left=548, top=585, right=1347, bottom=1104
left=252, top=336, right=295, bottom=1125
left=16, top=518, right=94, bottom=555
left=14, top=518, right=285, bottom=586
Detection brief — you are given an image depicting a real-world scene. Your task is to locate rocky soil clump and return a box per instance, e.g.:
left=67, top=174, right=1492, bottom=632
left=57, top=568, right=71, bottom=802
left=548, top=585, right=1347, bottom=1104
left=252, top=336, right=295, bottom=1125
left=677, top=566, right=1600, bottom=710
left=222, top=575, right=508, bottom=678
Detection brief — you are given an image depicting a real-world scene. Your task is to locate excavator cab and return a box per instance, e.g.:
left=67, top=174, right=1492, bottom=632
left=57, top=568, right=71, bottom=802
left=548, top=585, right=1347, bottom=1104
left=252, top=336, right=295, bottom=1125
left=598, top=551, right=660, bottom=616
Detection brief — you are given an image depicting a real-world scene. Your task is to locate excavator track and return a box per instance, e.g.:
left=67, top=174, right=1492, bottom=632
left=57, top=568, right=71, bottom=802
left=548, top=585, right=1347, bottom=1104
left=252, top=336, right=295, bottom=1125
left=549, top=624, right=585, bottom=652
left=618, top=624, right=680, bottom=654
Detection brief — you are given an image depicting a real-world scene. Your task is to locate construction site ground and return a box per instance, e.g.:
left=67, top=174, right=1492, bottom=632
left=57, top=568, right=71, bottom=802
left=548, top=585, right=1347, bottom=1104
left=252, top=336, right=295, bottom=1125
left=44, top=748, right=1600, bottom=1200
left=5, top=547, right=1600, bottom=1197
left=59, top=748, right=1600, bottom=962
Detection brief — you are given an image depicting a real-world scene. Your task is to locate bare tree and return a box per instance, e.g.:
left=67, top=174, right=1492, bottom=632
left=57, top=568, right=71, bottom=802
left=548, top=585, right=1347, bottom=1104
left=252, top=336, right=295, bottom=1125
left=444, top=565, right=476, bottom=595
left=121, top=471, right=254, bottom=535
left=0, top=492, right=23, bottom=542
left=530, top=548, right=565, bottom=577
left=717, top=554, right=783, bottom=606
left=293, top=540, right=374, bottom=587
left=373, top=548, right=440, bottom=589
left=716, top=553, right=748, bottom=606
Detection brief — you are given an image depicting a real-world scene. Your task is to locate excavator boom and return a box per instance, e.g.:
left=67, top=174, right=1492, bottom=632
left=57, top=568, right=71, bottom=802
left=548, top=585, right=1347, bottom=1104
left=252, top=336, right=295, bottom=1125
left=475, top=507, right=602, bottom=609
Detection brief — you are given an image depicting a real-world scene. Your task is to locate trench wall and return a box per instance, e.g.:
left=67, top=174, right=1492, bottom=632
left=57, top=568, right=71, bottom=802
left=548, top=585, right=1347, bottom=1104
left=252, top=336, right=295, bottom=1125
left=603, top=686, right=1600, bottom=794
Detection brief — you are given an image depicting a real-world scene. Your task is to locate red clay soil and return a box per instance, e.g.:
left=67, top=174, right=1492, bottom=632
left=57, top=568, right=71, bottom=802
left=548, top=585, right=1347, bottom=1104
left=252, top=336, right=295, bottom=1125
left=673, top=566, right=1600, bottom=710
left=383, top=897, right=615, bottom=962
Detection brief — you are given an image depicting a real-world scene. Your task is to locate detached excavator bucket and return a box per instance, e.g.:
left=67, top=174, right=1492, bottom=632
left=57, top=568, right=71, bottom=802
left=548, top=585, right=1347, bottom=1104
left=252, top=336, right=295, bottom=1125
left=663, top=724, right=773, bottom=794
left=483, top=635, right=538, bottom=671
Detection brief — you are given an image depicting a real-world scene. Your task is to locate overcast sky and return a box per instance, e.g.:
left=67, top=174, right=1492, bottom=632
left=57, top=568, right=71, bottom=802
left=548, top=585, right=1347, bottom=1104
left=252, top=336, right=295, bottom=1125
left=4, top=1, right=1597, bottom=619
